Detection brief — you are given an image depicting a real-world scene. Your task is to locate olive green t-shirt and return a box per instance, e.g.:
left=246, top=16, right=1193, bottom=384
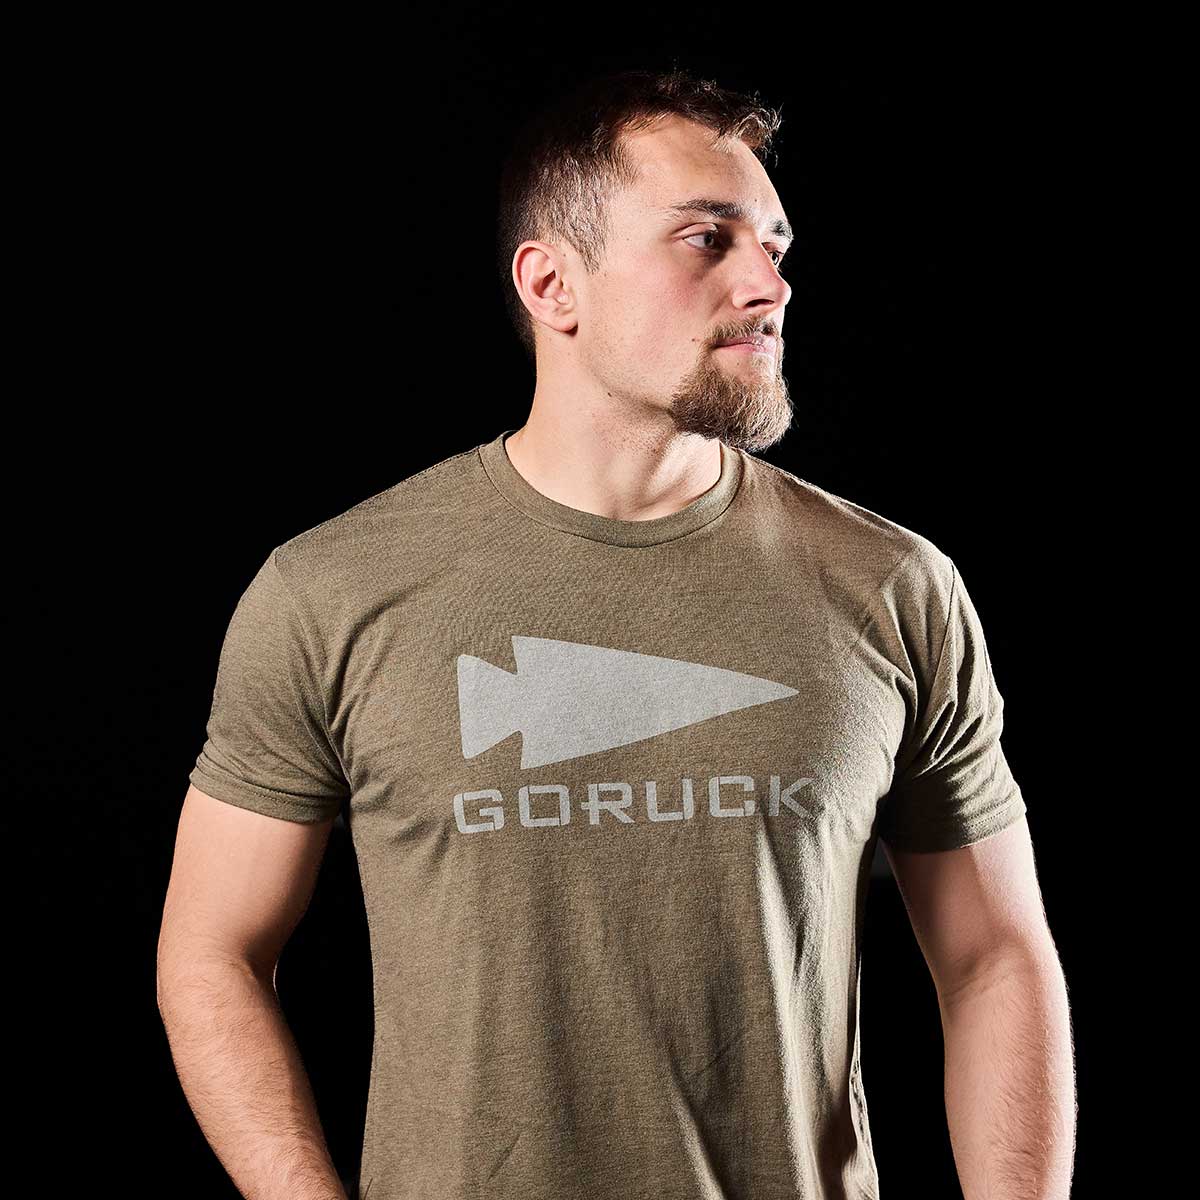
left=190, top=427, right=1026, bottom=1200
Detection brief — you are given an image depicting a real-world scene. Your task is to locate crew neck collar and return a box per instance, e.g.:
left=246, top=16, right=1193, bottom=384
left=477, top=428, right=743, bottom=547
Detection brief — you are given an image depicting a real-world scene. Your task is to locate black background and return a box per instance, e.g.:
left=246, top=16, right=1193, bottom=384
left=27, top=10, right=1127, bottom=1197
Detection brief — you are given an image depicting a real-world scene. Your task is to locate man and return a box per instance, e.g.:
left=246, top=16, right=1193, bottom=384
left=158, top=68, right=1075, bottom=1199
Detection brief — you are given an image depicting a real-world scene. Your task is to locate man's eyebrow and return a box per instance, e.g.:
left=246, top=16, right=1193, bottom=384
left=661, top=198, right=794, bottom=244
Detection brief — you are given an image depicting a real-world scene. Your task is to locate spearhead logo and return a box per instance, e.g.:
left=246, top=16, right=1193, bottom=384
left=457, top=635, right=799, bottom=769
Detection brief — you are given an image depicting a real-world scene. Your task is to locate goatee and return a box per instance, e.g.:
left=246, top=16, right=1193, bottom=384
left=666, top=345, right=794, bottom=453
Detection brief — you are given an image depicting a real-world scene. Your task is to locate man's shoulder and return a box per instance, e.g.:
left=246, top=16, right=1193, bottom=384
left=272, top=440, right=484, bottom=591
left=738, top=448, right=950, bottom=581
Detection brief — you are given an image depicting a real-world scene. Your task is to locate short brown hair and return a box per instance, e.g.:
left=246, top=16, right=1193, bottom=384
left=494, top=67, right=784, bottom=365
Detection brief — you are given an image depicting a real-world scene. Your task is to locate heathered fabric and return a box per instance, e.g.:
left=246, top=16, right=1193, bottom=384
left=190, top=427, right=1026, bottom=1200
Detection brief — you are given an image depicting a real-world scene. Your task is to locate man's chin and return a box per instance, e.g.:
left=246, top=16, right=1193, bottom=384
left=667, top=372, right=793, bottom=453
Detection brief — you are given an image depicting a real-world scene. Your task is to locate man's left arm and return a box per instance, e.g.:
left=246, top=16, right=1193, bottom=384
left=884, top=817, right=1077, bottom=1199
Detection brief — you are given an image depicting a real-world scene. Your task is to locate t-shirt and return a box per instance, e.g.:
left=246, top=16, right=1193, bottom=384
left=190, top=427, right=1027, bottom=1200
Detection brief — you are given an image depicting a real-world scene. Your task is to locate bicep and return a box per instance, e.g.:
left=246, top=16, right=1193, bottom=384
left=882, top=814, right=1056, bottom=999
left=157, top=783, right=336, bottom=985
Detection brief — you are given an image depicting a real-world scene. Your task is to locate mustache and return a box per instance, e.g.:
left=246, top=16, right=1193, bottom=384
left=714, top=328, right=780, bottom=343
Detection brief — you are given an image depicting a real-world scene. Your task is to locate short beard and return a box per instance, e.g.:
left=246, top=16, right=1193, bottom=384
left=666, top=344, right=794, bottom=453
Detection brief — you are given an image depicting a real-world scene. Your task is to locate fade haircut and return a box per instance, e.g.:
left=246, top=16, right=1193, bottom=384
left=494, top=67, right=783, bottom=365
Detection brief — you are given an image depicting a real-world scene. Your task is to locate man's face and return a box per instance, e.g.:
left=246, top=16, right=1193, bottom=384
left=567, top=115, right=794, bottom=453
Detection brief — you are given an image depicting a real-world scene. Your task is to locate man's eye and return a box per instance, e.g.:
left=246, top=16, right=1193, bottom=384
left=684, top=229, right=723, bottom=252
left=684, top=230, right=787, bottom=267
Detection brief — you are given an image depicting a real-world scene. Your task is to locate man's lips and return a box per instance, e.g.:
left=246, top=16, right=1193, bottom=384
left=716, top=335, right=777, bottom=353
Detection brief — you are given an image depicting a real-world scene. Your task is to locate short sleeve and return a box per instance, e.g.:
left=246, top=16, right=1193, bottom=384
left=878, top=557, right=1027, bottom=853
left=189, top=548, right=350, bottom=824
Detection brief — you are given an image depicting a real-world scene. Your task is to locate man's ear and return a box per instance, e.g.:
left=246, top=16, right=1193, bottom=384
left=512, top=240, right=576, bottom=335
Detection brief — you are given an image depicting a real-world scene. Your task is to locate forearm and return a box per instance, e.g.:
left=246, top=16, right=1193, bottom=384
left=938, top=952, right=1076, bottom=1199
left=157, top=956, right=347, bottom=1200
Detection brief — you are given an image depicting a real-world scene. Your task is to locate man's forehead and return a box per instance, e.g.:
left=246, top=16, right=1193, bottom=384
left=619, top=125, right=790, bottom=239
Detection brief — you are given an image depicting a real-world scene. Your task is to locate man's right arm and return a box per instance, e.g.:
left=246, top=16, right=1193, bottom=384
left=156, top=784, right=348, bottom=1200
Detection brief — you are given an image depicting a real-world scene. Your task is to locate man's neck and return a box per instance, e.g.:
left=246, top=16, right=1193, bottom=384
left=502, top=419, right=723, bottom=523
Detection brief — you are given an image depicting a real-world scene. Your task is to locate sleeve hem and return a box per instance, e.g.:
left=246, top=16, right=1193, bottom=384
left=189, top=764, right=345, bottom=825
left=879, top=791, right=1027, bottom=854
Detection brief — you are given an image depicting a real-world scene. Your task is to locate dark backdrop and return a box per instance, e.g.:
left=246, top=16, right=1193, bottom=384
left=34, top=14, right=1115, bottom=1197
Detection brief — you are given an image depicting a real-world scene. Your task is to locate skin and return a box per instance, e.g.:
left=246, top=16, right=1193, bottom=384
left=507, top=113, right=794, bottom=521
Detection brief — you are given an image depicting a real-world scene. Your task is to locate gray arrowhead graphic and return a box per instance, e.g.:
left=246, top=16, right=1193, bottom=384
left=457, top=636, right=798, bottom=768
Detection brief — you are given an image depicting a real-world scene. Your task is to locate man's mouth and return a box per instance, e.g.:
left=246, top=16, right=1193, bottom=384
left=716, top=335, right=776, bottom=354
